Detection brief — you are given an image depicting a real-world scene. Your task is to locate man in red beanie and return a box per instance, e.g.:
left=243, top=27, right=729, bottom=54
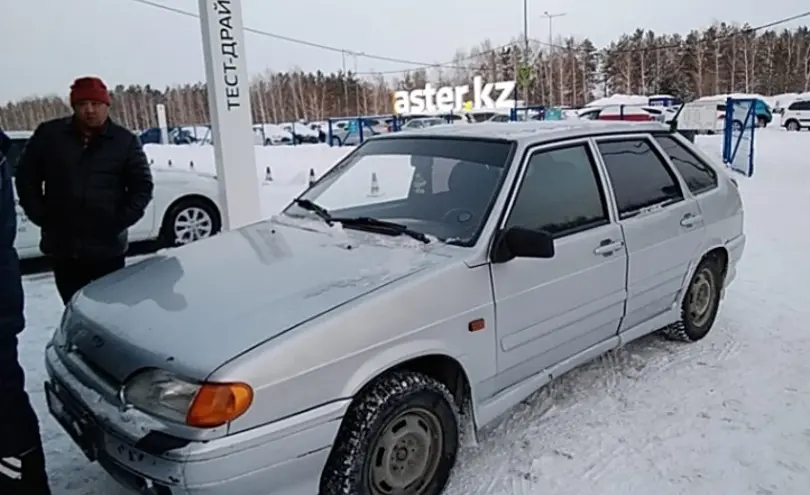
left=15, top=76, right=154, bottom=303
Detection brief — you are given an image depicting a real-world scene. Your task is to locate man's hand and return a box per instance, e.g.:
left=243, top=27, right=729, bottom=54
left=114, top=135, right=154, bottom=232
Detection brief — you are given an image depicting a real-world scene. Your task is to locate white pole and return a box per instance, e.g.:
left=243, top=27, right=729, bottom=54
left=156, top=103, right=169, bottom=145
left=198, top=0, right=261, bottom=231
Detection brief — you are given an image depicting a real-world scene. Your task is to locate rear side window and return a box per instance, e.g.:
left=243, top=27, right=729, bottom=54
left=788, top=100, right=810, bottom=111
left=596, top=138, right=683, bottom=218
left=653, top=135, right=717, bottom=194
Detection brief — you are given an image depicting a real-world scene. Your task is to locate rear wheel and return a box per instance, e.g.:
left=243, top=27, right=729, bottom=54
left=786, top=120, right=800, bottom=131
left=320, top=371, right=459, bottom=495
left=160, top=197, right=221, bottom=247
left=663, top=256, right=724, bottom=342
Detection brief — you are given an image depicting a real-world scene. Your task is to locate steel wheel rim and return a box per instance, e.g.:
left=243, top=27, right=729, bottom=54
left=173, top=206, right=213, bottom=244
left=688, top=268, right=715, bottom=327
left=368, top=407, right=444, bottom=495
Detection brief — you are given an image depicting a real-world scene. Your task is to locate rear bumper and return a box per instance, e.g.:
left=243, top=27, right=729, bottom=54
left=724, top=233, right=746, bottom=289
left=45, top=344, right=348, bottom=494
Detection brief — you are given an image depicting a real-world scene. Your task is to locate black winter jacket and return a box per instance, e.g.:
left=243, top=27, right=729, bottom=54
left=15, top=117, right=154, bottom=259
left=0, top=129, right=24, bottom=336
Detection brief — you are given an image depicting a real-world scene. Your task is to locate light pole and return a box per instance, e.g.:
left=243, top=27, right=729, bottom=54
left=353, top=52, right=365, bottom=115
left=542, top=11, right=566, bottom=106
left=522, top=0, right=529, bottom=105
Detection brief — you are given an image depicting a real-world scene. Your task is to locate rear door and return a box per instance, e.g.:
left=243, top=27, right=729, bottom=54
left=491, top=139, right=627, bottom=390
left=594, top=135, right=705, bottom=333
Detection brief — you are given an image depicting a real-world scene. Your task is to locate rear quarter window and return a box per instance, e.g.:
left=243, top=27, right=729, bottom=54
left=654, top=135, right=718, bottom=195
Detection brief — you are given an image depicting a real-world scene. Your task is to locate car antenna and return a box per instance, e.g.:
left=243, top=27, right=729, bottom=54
left=668, top=102, right=686, bottom=133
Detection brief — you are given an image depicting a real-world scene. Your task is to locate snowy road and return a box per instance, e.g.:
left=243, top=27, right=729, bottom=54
left=17, top=131, right=810, bottom=493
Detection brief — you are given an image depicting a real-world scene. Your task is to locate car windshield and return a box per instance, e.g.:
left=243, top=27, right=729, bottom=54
left=284, top=137, right=514, bottom=246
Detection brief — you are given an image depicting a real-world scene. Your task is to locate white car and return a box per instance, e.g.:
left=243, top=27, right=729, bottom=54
left=6, top=131, right=223, bottom=260
left=781, top=99, right=810, bottom=131
left=399, top=117, right=446, bottom=130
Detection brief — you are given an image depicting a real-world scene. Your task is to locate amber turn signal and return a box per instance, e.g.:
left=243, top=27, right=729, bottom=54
left=186, top=382, right=253, bottom=428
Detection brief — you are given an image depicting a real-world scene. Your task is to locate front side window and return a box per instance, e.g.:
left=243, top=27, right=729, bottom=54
left=596, top=138, right=683, bottom=218
left=506, top=143, right=609, bottom=237
left=285, top=137, right=514, bottom=245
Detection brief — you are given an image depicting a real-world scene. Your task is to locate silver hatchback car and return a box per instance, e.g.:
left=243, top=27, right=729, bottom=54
left=44, top=121, right=745, bottom=495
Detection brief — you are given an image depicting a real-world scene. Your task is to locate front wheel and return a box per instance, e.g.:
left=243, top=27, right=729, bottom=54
left=786, top=120, right=800, bottom=132
left=320, top=371, right=459, bottom=495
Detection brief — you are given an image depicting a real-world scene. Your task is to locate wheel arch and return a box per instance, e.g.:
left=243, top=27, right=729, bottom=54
left=341, top=349, right=479, bottom=436
left=677, top=244, right=730, bottom=307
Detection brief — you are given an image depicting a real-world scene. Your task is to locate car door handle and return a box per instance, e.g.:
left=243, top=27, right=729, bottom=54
left=680, top=213, right=702, bottom=228
left=594, top=240, right=624, bottom=256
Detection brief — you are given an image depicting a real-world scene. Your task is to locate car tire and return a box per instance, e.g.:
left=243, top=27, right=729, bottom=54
left=756, top=116, right=768, bottom=128
left=160, top=196, right=221, bottom=247
left=786, top=120, right=800, bottom=132
left=320, top=371, right=460, bottom=495
left=663, top=255, right=724, bottom=342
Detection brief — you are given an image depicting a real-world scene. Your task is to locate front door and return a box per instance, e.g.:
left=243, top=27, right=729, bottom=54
left=594, top=136, right=706, bottom=332
left=491, top=140, right=628, bottom=391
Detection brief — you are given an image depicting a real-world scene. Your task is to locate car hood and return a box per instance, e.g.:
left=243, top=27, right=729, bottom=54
left=67, top=219, right=451, bottom=382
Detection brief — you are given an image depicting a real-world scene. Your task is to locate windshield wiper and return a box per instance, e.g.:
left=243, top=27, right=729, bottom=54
left=331, top=216, right=430, bottom=244
left=294, top=198, right=333, bottom=224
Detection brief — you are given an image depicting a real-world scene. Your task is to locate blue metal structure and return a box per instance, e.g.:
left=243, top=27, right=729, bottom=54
left=509, top=105, right=546, bottom=122
left=326, top=114, right=400, bottom=147
left=722, top=97, right=757, bottom=177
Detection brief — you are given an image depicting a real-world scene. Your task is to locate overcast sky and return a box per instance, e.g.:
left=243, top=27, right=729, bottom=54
left=2, top=0, right=808, bottom=104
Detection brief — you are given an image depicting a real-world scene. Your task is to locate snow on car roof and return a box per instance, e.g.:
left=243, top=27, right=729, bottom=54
left=375, top=120, right=668, bottom=144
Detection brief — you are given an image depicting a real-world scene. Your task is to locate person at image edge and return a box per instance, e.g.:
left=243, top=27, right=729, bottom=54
left=0, top=128, right=51, bottom=493
left=15, top=77, right=154, bottom=304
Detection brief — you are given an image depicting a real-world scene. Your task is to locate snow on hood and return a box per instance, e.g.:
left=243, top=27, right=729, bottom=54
left=68, top=218, right=451, bottom=381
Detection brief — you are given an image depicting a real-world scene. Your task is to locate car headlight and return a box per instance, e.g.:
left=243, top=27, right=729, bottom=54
left=122, top=369, right=253, bottom=428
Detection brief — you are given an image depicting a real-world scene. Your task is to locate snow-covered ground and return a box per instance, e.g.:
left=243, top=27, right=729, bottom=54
left=18, top=128, right=810, bottom=493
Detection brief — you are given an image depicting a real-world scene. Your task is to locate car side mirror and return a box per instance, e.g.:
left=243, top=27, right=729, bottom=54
left=491, top=227, right=555, bottom=263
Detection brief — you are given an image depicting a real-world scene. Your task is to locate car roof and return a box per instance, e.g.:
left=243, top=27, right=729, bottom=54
left=4, top=130, right=33, bottom=140
left=375, top=120, right=670, bottom=145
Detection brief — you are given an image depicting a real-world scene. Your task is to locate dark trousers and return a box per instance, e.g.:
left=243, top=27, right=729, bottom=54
left=0, top=337, right=50, bottom=493
left=52, top=256, right=125, bottom=304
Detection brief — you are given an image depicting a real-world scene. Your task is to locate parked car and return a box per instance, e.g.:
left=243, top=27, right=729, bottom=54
left=139, top=127, right=198, bottom=145
left=400, top=116, right=446, bottom=130
left=577, top=105, right=660, bottom=122
left=329, top=120, right=380, bottom=146
left=280, top=121, right=320, bottom=144
left=254, top=124, right=294, bottom=145
left=781, top=99, right=810, bottom=131
left=44, top=121, right=744, bottom=495
left=6, top=131, right=223, bottom=259
left=696, top=96, right=772, bottom=129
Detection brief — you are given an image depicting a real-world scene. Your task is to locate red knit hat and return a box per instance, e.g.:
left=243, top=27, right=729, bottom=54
left=70, top=77, right=111, bottom=106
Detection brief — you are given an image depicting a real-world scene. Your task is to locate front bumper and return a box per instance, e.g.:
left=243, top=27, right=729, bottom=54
left=45, top=344, right=348, bottom=494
